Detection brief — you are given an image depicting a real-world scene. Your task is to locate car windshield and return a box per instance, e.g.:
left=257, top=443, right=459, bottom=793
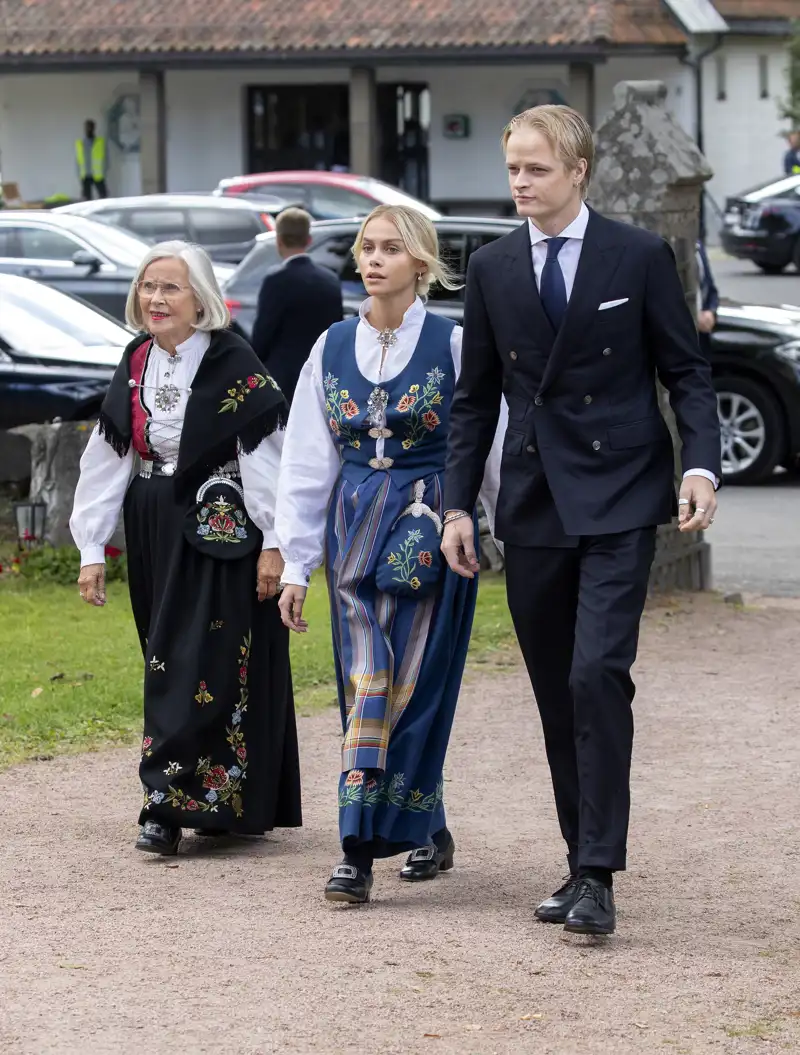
left=0, top=280, right=131, bottom=357
left=741, top=175, right=800, bottom=202
left=226, top=236, right=283, bottom=296
left=70, top=219, right=151, bottom=266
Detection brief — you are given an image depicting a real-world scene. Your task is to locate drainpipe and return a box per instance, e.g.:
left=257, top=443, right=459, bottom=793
left=682, top=33, right=725, bottom=238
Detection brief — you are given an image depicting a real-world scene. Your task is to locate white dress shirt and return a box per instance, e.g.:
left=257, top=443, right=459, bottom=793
left=70, top=329, right=284, bottom=566
left=276, top=296, right=506, bottom=588
left=528, top=203, right=717, bottom=489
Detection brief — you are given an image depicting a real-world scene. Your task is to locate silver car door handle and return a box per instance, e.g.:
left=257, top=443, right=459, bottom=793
left=22, top=267, right=43, bottom=278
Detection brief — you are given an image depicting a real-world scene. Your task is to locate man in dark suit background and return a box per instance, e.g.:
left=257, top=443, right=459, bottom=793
left=441, top=105, right=721, bottom=935
left=251, top=207, right=343, bottom=404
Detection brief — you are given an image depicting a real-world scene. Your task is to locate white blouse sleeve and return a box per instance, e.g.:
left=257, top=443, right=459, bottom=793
left=275, top=333, right=342, bottom=587
left=69, top=426, right=135, bottom=566
left=239, top=429, right=284, bottom=550
left=449, top=325, right=507, bottom=539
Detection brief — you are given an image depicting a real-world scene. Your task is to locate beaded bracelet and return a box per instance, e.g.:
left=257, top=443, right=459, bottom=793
left=443, top=510, right=471, bottom=527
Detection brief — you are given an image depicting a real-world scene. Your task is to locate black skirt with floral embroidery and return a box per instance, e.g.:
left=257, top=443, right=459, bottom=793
left=124, top=473, right=301, bottom=834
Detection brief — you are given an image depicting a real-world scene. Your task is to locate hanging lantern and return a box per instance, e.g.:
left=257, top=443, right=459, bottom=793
left=13, top=500, right=47, bottom=550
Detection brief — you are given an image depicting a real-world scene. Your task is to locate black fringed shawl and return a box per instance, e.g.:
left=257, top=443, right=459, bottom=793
left=97, top=329, right=289, bottom=492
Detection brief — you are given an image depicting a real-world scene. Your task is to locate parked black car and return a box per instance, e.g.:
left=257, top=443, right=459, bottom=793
left=720, top=174, right=800, bottom=273
left=0, top=274, right=129, bottom=429
left=0, top=212, right=151, bottom=322
left=226, top=217, right=800, bottom=485
left=57, top=192, right=296, bottom=265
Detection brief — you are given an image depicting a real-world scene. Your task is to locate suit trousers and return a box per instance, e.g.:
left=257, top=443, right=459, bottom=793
left=504, top=527, right=657, bottom=872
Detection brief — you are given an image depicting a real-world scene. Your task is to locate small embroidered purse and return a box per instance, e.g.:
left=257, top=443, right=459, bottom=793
left=375, top=480, right=444, bottom=599
left=183, top=474, right=262, bottom=561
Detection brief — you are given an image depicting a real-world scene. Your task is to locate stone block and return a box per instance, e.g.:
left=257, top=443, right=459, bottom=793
left=0, top=430, right=33, bottom=484
left=593, top=80, right=714, bottom=593
left=13, top=421, right=126, bottom=551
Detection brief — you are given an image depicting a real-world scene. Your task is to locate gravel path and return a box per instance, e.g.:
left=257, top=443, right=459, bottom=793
left=1, top=594, right=799, bottom=1055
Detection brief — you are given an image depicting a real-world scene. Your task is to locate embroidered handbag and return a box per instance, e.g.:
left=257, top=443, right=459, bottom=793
left=183, top=474, right=262, bottom=560
left=375, top=480, right=444, bottom=599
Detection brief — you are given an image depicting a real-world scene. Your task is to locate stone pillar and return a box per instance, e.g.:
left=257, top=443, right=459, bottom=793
left=592, top=80, right=714, bottom=591
left=349, top=67, right=377, bottom=177
left=139, top=70, right=167, bottom=195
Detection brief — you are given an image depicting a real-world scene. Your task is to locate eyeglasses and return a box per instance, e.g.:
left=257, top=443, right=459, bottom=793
left=136, top=280, right=190, bottom=299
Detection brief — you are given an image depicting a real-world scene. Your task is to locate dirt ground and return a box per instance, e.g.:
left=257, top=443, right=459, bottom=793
left=1, top=593, right=799, bottom=1055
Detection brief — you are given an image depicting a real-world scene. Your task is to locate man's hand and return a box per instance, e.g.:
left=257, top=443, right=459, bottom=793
left=441, top=514, right=480, bottom=579
left=77, top=563, right=106, bottom=606
left=278, top=585, right=308, bottom=632
left=257, top=548, right=284, bottom=601
left=678, top=475, right=717, bottom=532
left=697, top=310, right=716, bottom=334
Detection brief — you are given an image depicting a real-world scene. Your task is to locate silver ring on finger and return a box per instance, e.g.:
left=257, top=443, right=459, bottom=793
left=695, top=507, right=706, bottom=514
left=678, top=498, right=690, bottom=505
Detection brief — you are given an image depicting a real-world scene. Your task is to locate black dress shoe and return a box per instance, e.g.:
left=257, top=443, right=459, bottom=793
left=324, top=863, right=374, bottom=904
left=534, top=875, right=581, bottom=924
left=135, top=820, right=181, bottom=855
left=563, top=877, right=616, bottom=935
left=399, top=835, right=455, bottom=881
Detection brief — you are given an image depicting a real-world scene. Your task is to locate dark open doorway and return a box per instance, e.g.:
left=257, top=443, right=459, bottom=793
left=245, top=82, right=430, bottom=196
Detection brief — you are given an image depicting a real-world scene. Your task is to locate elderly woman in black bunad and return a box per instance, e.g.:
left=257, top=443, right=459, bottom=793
left=71, top=240, right=301, bottom=854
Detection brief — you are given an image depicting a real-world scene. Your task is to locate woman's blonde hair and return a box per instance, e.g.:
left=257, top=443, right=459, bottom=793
left=352, top=204, right=460, bottom=298
left=125, top=240, right=231, bottom=332
left=501, top=104, right=594, bottom=199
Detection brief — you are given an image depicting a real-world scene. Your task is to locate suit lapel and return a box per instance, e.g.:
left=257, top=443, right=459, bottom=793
left=502, top=221, right=557, bottom=353
left=538, top=208, right=625, bottom=396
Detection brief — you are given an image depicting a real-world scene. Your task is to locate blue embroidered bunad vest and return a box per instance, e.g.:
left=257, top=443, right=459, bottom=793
left=321, top=312, right=456, bottom=490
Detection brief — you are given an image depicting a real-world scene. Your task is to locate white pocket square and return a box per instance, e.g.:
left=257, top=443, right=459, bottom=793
left=598, top=298, right=629, bottom=311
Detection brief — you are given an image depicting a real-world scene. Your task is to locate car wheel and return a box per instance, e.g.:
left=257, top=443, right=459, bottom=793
left=756, top=261, right=788, bottom=274
left=714, top=375, right=784, bottom=484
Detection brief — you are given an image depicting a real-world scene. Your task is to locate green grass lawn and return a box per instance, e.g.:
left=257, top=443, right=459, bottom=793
left=0, top=574, right=516, bottom=769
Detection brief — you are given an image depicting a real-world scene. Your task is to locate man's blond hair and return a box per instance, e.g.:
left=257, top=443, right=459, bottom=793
left=275, top=206, right=312, bottom=248
left=502, top=104, right=594, bottom=199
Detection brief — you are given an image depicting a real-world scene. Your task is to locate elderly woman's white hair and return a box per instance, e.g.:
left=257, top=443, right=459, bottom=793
left=125, top=240, right=231, bottom=332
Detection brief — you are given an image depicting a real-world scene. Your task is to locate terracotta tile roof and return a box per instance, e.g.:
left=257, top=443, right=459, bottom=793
left=0, top=0, right=618, bottom=57
left=714, top=0, right=800, bottom=18
left=611, top=0, right=688, bottom=45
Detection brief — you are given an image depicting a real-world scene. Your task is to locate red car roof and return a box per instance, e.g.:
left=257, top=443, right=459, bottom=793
left=224, top=171, right=372, bottom=190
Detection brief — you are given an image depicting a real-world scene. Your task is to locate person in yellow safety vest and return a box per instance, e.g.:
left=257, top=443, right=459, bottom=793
left=783, top=130, right=800, bottom=176
left=75, top=119, right=108, bottom=200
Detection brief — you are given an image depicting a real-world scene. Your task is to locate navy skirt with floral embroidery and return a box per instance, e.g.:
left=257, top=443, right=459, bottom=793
left=124, top=473, right=301, bottom=834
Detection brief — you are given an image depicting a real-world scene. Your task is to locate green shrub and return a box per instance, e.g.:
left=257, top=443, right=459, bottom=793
left=14, top=545, right=127, bottom=585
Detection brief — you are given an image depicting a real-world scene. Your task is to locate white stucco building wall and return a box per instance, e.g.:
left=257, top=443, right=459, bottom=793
left=0, top=42, right=793, bottom=218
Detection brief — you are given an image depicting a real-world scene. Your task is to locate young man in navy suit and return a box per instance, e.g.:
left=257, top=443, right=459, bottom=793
left=442, top=106, right=721, bottom=935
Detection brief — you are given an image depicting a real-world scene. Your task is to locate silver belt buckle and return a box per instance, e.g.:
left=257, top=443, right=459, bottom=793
left=161, top=463, right=175, bottom=476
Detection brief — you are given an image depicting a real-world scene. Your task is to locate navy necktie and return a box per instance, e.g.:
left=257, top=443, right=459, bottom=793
left=539, top=237, right=568, bottom=332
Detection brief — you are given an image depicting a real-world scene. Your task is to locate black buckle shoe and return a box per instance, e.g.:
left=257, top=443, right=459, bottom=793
left=136, top=820, right=181, bottom=855
left=399, top=836, right=455, bottom=882
left=324, top=862, right=374, bottom=904
left=563, top=877, right=616, bottom=935
left=534, top=875, right=581, bottom=924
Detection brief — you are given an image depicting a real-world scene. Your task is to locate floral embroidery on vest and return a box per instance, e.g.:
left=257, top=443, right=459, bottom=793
left=219, top=373, right=277, bottom=414
left=395, top=367, right=445, bottom=450
left=324, top=372, right=361, bottom=448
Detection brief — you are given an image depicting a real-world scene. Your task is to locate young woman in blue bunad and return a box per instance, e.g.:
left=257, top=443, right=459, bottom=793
left=276, top=205, right=503, bottom=903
